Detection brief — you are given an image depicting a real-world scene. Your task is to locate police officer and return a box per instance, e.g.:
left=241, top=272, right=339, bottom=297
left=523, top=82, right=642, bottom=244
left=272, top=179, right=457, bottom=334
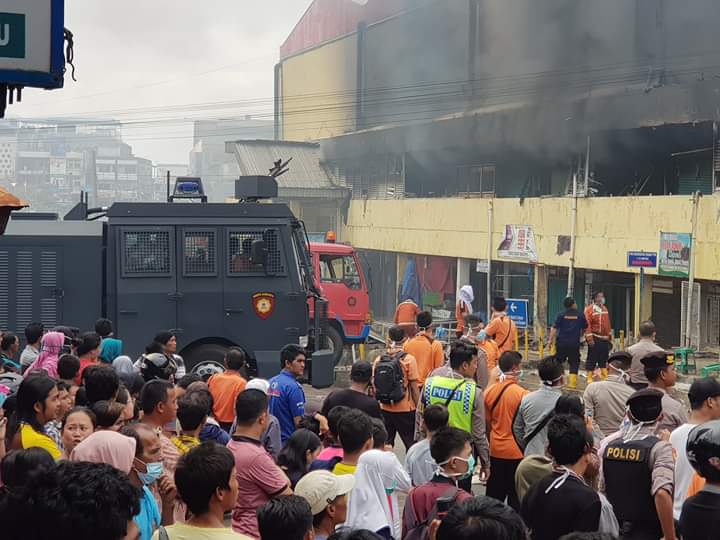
left=548, top=297, right=588, bottom=389
left=417, top=341, right=490, bottom=489
left=601, top=389, right=676, bottom=540
left=642, top=350, right=689, bottom=433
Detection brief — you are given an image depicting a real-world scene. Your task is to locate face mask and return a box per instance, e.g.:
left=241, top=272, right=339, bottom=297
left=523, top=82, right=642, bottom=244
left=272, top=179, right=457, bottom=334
left=136, top=461, right=164, bottom=485
left=478, top=329, right=487, bottom=341
left=438, top=454, right=475, bottom=481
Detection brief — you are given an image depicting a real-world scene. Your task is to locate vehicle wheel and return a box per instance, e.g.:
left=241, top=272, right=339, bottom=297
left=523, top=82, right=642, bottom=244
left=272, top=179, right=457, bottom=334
left=325, top=326, right=345, bottom=366
left=183, top=343, right=254, bottom=379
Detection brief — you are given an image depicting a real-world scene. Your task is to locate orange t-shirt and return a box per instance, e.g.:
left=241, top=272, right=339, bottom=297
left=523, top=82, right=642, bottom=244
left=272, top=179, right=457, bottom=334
left=394, top=301, right=421, bottom=325
left=373, top=350, right=419, bottom=413
left=485, top=315, right=517, bottom=354
left=207, top=371, right=247, bottom=423
left=484, top=380, right=529, bottom=459
left=687, top=472, right=706, bottom=498
left=478, top=339, right=500, bottom=372
left=403, top=334, right=445, bottom=385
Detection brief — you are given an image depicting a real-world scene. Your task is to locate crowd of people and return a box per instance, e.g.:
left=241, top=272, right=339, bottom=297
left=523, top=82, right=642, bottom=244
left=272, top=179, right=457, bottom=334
left=1, top=301, right=720, bottom=540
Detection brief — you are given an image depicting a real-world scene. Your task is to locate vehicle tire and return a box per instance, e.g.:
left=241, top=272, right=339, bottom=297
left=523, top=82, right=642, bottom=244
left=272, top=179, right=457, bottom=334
left=325, top=325, right=345, bottom=366
left=183, top=342, right=254, bottom=379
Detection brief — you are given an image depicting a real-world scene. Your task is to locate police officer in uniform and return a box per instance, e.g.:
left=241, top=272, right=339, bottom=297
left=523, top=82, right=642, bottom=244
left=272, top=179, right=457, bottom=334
left=601, top=389, right=677, bottom=540
left=417, top=341, right=491, bottom=490
left=642, top=350, right=688, bottom=433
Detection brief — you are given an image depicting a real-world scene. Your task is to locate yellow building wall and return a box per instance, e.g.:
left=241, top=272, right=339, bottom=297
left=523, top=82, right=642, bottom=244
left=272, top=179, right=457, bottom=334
left=280, top=35, right=357, bottom=141
left=342, top=196, right=720, bottom=280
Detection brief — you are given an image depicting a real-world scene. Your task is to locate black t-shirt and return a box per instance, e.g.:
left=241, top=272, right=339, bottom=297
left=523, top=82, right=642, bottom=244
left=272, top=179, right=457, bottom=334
left=521, top=471, right=602, bottom=540
left=321, top=388, right=382, bottom=419
left=680, top=489, right=720, bottom=540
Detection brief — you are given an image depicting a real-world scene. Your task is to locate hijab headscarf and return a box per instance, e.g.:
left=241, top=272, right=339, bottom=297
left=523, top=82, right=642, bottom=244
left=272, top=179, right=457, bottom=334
left=69, top=430, right=136, bottom=474
left=112, top=355, right=136, bottom=376
left=99, top=338, right=123, bottom=364
left=459, top=285, right=474, bottom=313
left=26, top=332, right=64, bottom=378
left=344, top=449, right=411, bottom=539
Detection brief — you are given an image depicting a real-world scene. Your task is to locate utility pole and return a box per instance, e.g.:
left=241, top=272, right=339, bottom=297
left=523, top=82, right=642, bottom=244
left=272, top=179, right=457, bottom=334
left=684, top=190, right=701, bottom=347
left=568, top=136, right=589, bottom=297
left=487, top=198, right=493, bottom=322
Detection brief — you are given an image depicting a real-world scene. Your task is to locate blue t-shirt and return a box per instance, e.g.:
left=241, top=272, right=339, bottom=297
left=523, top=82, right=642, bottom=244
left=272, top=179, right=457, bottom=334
left=134, top=486, right=161, bottom=540
left=268, top=370, right=305, bottom=443
left=553, top=308, right=588, bottom=346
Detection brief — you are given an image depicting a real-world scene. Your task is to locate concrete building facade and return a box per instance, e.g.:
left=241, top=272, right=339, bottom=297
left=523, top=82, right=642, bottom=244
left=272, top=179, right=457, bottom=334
left=275, top=0, right=720, bottom=349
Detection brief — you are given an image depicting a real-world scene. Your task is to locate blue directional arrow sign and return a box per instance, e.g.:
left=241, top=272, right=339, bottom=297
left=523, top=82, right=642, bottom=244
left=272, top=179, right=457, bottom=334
left=506, top=298, right=529, bottom=328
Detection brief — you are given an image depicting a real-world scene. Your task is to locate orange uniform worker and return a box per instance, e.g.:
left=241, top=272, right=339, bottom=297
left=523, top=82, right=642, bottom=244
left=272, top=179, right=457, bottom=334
left=584, top=290, right=613, bottom=383
left=484, top=351, right=530, bottom=510
left=455, top=285, right=474, bottom=337
left=394, top=298, right=421, bottom=338
left=403, top=311, right=445, bottom=387
left=485, top=297, right=518, bottom=354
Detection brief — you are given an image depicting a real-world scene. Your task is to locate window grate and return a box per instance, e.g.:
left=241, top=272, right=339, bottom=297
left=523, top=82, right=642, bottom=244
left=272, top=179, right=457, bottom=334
left=16, top=251, right=33, bottom=332
left=228, top=230, right=284, bottom=275
left=0, top=251, right=7, bottom=330
left=184, top=231, right=216, bottom=276
left=123, top=231, right=171, bottom=276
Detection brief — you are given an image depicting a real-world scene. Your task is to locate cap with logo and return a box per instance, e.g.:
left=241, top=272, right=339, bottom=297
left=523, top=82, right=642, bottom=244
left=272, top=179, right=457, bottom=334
left=639, top=350, right=675, bottom=369
left=294, top=470, right=355, bottom=516
left=688, top=378, right=720, bottom=409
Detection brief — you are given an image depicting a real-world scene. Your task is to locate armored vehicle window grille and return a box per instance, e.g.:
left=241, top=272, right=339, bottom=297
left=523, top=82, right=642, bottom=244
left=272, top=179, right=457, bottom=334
left=0, top=251, right=8, bottom=330
left=123, top=231, right=171, bottom=276
left=228, top=230, right=284, bottom=275
left=184, top=231, right=216, bottom=276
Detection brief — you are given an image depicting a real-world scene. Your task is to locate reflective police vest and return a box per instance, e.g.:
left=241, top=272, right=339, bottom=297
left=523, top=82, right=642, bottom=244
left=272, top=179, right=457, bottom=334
left=423, top=375, right=476, bottom=433
left=602, top=435, right=661, bottom=530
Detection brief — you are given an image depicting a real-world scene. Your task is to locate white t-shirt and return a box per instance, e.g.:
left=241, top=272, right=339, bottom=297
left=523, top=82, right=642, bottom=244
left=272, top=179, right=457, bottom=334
left=670, top=422, right=697, bottom=520
left=405, top=438, right=436, bottom=486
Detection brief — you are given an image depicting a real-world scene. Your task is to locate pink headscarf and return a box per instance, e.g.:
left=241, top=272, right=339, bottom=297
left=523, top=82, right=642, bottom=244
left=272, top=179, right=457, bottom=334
left=69, top=431, right=136, bottom=474
left=25, top=332, right=65, bottom=378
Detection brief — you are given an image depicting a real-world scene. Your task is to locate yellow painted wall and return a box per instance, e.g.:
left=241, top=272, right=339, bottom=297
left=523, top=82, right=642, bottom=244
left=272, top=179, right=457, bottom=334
left=280, top=35, right=357, bottom=141
left=342, top=195, right=720, bottom=280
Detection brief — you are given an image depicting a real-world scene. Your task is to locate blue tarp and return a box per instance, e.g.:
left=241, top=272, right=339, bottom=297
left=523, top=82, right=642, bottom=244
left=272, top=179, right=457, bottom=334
left=400, top=258, right=422, bottom=308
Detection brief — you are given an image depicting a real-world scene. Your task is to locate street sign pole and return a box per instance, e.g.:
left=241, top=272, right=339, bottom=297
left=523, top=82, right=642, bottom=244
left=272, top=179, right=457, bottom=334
left=639, top=266, right=644, bottom=322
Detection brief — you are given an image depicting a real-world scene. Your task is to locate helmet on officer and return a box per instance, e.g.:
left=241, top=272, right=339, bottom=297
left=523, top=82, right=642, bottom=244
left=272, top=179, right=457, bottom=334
left=686, top=419, right=720, bottom=483
left=140, top=352, right=177, bottom=382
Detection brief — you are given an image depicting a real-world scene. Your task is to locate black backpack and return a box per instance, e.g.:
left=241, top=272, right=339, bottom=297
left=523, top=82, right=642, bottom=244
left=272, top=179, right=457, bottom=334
left=374, top=351, right=406, bottom=405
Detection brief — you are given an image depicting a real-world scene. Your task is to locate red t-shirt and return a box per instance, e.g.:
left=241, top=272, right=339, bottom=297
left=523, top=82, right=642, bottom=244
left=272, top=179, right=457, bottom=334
left=76, top=358, right=97, bottom=385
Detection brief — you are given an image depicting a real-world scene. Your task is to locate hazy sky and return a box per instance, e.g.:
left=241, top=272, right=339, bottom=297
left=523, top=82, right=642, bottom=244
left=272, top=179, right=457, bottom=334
left=9, top=0, right=312, bottom=163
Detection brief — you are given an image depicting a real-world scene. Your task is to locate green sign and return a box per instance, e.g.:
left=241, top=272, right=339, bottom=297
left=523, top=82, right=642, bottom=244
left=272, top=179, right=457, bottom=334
left=0, top=13, right=26, bottom=59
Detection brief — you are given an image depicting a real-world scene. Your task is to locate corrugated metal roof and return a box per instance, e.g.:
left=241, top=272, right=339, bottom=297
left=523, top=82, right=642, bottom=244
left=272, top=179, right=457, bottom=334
left=226, top=139, right=345, bottom=193
left=0, top=187, right=28, bottom=209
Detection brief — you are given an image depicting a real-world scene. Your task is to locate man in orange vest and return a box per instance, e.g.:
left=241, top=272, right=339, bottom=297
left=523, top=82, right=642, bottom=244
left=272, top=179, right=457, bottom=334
left=584, top=290, right=613, bottom=383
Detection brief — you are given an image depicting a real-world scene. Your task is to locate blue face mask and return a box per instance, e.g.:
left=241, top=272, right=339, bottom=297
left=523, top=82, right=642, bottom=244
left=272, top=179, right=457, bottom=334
left=136, top=460, right=164, bottom=485
left=478, top=329, right=487, bottom=341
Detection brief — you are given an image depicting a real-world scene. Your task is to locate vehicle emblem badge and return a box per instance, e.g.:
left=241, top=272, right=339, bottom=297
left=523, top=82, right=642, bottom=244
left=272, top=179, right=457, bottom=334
left=253, top=292, right=275, bottom=320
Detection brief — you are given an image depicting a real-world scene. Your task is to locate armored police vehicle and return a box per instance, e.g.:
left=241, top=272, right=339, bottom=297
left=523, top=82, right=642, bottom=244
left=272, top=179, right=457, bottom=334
left=0, top=176, right=334, bottom=383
